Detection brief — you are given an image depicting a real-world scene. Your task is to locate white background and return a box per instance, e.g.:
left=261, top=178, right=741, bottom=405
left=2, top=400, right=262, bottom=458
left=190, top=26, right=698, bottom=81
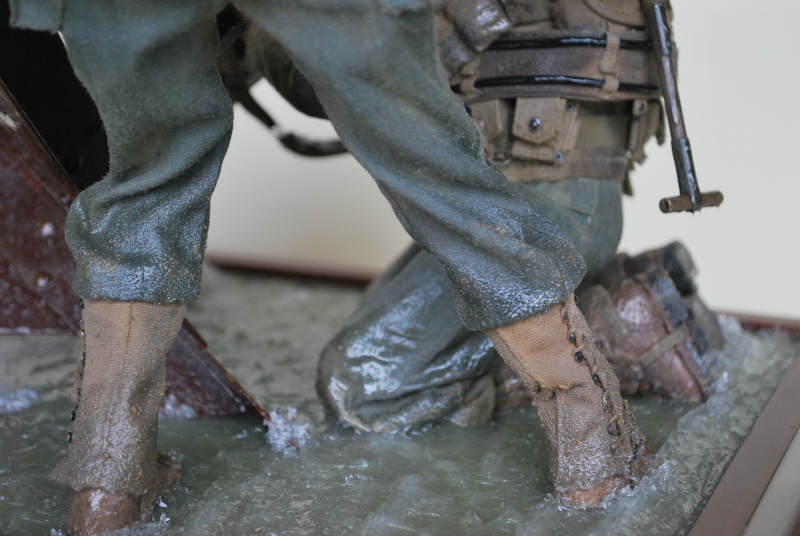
left=207, top=0, right=800, bottom=319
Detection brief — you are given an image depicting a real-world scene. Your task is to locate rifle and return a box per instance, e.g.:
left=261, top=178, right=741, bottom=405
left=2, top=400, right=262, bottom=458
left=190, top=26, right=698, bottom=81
left=643, top=0, right=723, bottom=213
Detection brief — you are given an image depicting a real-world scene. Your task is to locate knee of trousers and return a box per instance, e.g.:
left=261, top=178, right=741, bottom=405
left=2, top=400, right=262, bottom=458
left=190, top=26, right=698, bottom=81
left=577, top=182, right=624, bottom=274
left=315, top=339, right=452, bottom=434
left=316, top=338, right=372, bottom=429
left=517, top=179, right=623, bottom=275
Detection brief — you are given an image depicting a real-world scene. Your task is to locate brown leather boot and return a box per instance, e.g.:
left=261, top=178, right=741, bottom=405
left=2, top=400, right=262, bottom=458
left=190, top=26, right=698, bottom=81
left=67, top=489, right=141, bottom=535
left=486, top=296, right=646, bottom=507
left=52, top=300, right=185, bottom=535
left=683, top=293, right=725, bottom=355
left=67, top=453, right=180, bottom=535
left=581, top=268, right=713, bottom=402
left=592, top=241, right=698, bottom=296
left=587, top=241, right=723, bottom=351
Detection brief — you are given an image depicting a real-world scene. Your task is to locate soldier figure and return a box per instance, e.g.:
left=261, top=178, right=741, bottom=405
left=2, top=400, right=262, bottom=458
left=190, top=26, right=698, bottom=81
left=8, top=0, right=655, bottom=532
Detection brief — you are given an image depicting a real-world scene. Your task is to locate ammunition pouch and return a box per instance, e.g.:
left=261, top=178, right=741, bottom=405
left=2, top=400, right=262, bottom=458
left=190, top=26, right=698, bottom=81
left=434, top=0, right=553, bottom=74
left=436, top=0, right=668, bottom=185
left=470, top=96, right=664, bottom=184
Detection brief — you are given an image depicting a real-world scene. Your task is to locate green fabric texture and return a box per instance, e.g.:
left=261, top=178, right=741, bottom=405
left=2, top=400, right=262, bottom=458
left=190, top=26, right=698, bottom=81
left=7, top=0, right=63, bottom=31
left=57, top=1, right=234, bottom=304
left=12, top=0, right=586, bottom=331
left=318, top=179, right=623, bottom=433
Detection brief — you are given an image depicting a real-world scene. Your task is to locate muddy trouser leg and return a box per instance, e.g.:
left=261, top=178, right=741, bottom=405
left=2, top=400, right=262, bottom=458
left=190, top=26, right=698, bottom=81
left=318, top=180, right=623, bottom=432
left=48, top=0, right=230, bottom=516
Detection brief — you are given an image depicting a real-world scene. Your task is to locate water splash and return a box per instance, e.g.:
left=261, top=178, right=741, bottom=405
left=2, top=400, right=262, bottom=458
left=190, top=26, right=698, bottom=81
left=160, top=393, right=199, bottom=419
left=0, top=387, right=37, bottom=413
left=49, top=515, right=169, bottom=536
left=266, top=407, right=311, bottom=457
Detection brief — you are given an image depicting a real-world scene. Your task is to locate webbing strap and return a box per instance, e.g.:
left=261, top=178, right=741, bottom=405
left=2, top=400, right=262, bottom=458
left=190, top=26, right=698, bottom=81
left=638, top=324, right=688, bottom=370
left=501, top=147, right=629, bottom=183
left=460, top=30, right=661, bottom=103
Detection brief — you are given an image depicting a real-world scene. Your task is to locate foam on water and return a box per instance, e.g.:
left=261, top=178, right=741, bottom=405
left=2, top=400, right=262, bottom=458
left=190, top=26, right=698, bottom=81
left=161, top=394, right=199, bottom=419
left=49, top=514, right=170, bottom=536
left=266, top=407, right=311, bottom=457
left=0, top=387, right=37, bottom=414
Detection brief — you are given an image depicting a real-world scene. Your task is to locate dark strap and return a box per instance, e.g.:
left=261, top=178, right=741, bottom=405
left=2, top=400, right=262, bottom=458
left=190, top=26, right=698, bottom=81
left=458, top=29, right=661, bottom=103
left=231, top=82, right=347, bottom=157
left=217, top=42, right=347, bottom=158
left=637, top=325, right=687, bottom=370
left=216, top=4, right=246, bottom=55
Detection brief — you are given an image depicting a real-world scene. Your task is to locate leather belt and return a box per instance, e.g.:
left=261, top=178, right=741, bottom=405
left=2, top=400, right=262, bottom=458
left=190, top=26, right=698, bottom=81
left=457, top=29, right=661, bottom=103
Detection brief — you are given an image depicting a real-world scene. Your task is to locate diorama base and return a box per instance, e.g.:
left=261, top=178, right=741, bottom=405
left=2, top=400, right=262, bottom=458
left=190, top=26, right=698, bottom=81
left=1, top=265, right=798, bottom=535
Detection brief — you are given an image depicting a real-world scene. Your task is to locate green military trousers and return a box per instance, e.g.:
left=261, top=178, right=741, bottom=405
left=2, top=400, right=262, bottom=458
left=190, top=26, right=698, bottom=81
left=10, top=0, right=586, bottom=331
left=317, top=178, right=624, bottom=432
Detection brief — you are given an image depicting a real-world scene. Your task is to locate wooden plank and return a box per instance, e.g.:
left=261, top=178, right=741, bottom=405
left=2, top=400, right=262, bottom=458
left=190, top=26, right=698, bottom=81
left=724, top=311, right=800, bottom=336
left=0, top=78, right=82, bottom=333
left=688, top=349, right=800, bottom=536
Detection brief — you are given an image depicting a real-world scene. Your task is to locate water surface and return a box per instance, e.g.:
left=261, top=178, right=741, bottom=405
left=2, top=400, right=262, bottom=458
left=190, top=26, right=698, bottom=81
left=1, top=266, right=796, bottom=535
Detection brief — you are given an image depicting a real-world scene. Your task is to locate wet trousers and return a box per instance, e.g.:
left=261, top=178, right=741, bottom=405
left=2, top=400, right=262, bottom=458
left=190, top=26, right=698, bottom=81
left=318, top=178, right=623, bottom=432
left=10, top=0, right=586, bottom=331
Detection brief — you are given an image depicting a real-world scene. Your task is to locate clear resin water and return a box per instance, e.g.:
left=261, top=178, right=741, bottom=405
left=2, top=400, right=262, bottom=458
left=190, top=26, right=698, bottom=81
left=1, top=266, right=797, bottom=535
